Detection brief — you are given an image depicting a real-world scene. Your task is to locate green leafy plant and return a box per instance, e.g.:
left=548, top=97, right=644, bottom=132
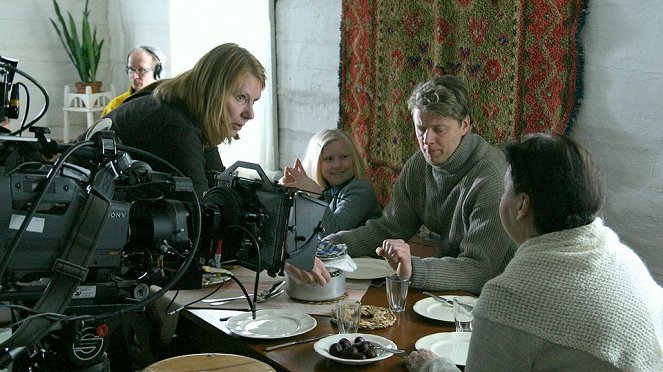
left=50, top=0, right=104, bottom=83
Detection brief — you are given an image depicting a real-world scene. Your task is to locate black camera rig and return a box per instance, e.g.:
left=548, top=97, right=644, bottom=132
left=0, top=56, right=326, bottom=370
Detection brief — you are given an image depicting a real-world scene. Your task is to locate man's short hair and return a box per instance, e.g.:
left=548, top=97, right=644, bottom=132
left=127, top=45, right=165, bottom=79
left=407, top=75, right=472, bottom=122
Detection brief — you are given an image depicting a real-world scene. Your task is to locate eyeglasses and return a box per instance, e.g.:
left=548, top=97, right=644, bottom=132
left=423, top=92, right=441, bottom=105
left=125, top=67, right=153, bottom=76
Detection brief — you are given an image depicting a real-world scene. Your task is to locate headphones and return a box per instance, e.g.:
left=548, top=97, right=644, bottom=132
left=127, top=45, right=164, bottom=79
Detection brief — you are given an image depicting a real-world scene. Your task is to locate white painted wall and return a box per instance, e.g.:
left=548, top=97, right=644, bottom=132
left=573, top=0, right=663, bottom=282
left=107, top=0, right=171, bottom=94
left=275, top=0, right=342, bottom=169
left=1, top=0, right=110, bottom=138
left=0, top=0, right=661, bottom=284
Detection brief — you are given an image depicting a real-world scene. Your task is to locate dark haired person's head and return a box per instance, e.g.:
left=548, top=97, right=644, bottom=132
left=500, top=133, right=604, bottom=242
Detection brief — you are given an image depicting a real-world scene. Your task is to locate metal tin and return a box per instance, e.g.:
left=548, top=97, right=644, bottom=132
left=285, top=267, right=345, bottom=301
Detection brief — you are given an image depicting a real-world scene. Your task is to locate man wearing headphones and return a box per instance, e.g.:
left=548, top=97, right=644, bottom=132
left=101, top=45, right=164, bottom=116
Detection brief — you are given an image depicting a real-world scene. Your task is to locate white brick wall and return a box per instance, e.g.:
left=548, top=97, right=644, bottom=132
left=573, top=0, right=663, bottom=282
left=275, top=0, right=342, bottom=169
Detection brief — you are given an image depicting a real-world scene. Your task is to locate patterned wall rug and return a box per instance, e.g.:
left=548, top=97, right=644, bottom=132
left=339, top=0, right=588, bottom=205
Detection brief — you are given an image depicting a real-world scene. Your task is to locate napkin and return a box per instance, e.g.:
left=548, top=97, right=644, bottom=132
left=322, top=253, right=357, bottom=273
left=316, top=241, right=348, bottom=259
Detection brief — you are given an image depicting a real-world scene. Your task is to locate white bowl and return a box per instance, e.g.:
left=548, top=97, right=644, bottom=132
left=313, top=333, right=397, bottom=365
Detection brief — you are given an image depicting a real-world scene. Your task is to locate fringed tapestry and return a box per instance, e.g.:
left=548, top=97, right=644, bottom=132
left=339, top=0, right=588, bottom=205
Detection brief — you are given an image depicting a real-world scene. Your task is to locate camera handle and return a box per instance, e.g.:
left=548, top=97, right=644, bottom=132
left=222, top=161, right=276, bottom=187
left=1, top=176, right=112, bottom=353
left=0, top=140, right=121, bottom=357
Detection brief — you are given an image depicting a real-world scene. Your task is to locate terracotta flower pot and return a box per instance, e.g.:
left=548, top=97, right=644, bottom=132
left=75, top=81, right=103, bottom=93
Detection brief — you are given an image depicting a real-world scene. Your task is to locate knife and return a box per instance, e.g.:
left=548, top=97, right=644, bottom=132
left=265, top=333, right=333, bottom=351
left=422, top=291, right=454, bottom=306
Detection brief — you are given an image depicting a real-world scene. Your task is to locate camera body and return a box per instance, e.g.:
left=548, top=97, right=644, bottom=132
left=202, top=162, right=292, bottom=278
left=202, top=161, right=326, bottom=279
left=0, top=138, right=324, bottom=305
left=0, top=140, right=198, bottom=303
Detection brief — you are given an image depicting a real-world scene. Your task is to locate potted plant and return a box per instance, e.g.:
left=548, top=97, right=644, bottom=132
left=50, top=0, right=105, bottom=93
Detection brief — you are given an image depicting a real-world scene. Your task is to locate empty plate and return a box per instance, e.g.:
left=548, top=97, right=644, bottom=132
left=413, top=296, right=477, bottom=322
left=415, top=332, right=471, bottom=366
left=226, top=309, right=317, bottom=339
left=346, top=257, right=395, bottom=280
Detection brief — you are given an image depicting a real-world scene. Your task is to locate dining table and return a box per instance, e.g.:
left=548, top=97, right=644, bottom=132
left=168, top=237, right=472, bottom=371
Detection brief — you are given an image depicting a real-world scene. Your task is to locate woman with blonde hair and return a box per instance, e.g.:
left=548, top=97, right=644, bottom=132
left=280, top=128, right=381, bottom=237
left=105, top=43, right=266, bottom=197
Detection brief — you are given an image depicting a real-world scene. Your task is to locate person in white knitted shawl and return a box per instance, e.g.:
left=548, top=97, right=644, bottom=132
left=404, top=133, right=663, bottom=372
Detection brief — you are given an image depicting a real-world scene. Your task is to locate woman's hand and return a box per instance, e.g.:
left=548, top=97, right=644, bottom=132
left=375, top=239, right=412, bottom=278
left=284, top=257, right=331, bottom=286
left=278, top=159, right=323, bottom=196
left=403, top=349, right=440, bottom=371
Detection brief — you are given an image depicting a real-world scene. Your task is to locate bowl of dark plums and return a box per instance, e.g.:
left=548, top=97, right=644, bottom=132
left=313, top=333, right=399, bottom=365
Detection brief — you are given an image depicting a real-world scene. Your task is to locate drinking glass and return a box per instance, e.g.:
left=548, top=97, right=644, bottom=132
left=335, top=299, right=361, bottom=333
left=453, top=297, right=477, bottom=332
left=386, top=274, right=409, bottom=312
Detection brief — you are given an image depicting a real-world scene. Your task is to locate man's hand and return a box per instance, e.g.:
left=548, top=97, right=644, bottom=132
left=403, top=349, right=440, bottom=371
left=284, top=257, right=332, bottom=286
left=375, top=239, right=412, bottom=278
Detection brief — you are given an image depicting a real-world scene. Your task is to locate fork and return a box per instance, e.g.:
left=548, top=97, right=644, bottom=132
left=373, top=345, right=408, bottom=357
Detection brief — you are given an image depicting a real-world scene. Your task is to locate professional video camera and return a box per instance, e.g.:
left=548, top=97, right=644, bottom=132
left=0, top=56, right=327, bottom=370
left=1, top=55, right=19, bottom=123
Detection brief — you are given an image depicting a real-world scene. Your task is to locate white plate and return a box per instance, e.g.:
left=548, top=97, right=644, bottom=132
left=412, top=296, right=476, bottom=322
left=226, top=309, right=317, bottom=339
left=415, top=332, right=471, bottom=366
left=314, top=333, right=398, bottom=365
left=346, top=257, right=395, bottom=280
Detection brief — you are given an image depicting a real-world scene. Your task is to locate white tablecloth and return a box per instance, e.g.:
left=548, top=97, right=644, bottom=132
left=162, top=265, right=373, bottom=316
